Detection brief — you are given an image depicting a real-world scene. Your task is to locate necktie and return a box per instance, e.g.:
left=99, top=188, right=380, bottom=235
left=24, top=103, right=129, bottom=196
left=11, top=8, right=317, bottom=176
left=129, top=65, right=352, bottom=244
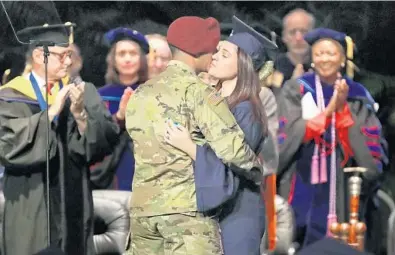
left=46, top=82, right=54, bottom=95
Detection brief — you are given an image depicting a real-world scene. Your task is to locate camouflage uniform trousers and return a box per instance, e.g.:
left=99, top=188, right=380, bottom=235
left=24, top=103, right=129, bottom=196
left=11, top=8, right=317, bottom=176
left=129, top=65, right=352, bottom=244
left=124, top=212, right=224, bottom=255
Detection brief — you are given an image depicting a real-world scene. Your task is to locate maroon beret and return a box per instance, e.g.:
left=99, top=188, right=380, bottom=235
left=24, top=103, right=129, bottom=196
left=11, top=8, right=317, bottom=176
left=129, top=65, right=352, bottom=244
left=167, top=16, right=220, bottom=57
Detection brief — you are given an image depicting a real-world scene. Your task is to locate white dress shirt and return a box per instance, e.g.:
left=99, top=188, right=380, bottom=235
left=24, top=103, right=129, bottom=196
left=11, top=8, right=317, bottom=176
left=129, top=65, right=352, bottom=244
left=24, top=71, right=53, bottom=94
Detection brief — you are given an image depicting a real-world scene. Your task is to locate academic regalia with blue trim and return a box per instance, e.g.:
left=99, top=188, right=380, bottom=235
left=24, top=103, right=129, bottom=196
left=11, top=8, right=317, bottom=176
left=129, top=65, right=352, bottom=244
left=98, top=83, right=139, bottom=114
left=89, top=27, right=149, bottom=191
left=90, top=83, right=139, bottom=191
left=277, top=28, right=388, bottom=251
left=277, top=72, right=388, bottom=250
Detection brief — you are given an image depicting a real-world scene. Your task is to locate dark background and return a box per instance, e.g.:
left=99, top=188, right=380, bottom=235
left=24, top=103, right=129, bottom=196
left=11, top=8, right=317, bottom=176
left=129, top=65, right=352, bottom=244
left=1, top=3, right=395, bottom=250
left=0, top=1, right=395, bottom=87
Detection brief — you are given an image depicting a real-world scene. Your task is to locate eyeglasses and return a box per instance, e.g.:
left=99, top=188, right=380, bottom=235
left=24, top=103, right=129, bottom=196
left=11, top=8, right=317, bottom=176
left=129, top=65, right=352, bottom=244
left=38, top=49, right=72, bottom=62
left=49, top=51, right=72, bottom=62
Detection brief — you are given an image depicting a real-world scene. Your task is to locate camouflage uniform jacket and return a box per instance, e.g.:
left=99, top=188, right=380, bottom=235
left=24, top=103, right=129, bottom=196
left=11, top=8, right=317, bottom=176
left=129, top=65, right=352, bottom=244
left=125, top=60, right=262, bottom=217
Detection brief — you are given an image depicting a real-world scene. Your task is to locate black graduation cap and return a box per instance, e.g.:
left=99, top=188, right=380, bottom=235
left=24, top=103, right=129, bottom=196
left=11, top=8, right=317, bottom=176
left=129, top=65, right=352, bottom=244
left=297, top=238, right=374, bottom=255
left=104, top=27, right=150, bottom=54
left=304, top=28, right=357, bottom=78
left=227, top=16, right=278, bottom=70
left=16, top=22, right=76, bottom=48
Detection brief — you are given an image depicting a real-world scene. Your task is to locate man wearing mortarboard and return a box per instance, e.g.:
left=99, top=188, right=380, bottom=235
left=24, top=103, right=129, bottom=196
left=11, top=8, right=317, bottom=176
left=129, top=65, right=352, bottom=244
left=124, top=16, right=265, bottom=254
left=0, top=23, right=120, bottom=255
left=276, top=27, right=388, bottom=250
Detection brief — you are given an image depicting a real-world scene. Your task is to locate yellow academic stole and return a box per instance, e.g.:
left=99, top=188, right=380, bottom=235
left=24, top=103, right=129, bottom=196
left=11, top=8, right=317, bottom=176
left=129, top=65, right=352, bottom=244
left=0, top=75, right=70, bottom=105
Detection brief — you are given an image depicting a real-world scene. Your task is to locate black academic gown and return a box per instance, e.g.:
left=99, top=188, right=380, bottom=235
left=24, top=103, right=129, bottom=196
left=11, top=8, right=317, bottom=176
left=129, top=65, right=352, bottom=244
left=0, top=79, right=120, bottom=255
left=276, top=73, right=388, bottom=250
left=194, top=101, right=277, bottom=255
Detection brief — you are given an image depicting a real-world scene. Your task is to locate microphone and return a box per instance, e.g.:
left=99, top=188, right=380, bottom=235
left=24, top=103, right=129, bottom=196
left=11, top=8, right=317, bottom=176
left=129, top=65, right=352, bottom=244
left=62, top=76, right=82, bottom=107
left=70, top=76, right=83, bottom=86
left=68, top=76, right=88, bottom=120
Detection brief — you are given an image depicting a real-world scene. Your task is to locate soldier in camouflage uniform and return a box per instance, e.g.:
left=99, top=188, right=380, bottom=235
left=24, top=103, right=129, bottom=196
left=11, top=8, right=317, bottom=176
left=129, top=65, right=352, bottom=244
left=125, top=16, right=263, bottom=255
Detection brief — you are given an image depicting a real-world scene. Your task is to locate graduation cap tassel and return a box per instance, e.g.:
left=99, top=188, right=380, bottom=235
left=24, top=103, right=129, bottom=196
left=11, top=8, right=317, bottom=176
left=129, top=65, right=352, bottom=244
left=345, top=36, right=354, bottom=79
left=65, top=22, right=74, bottom=45
left=258, top=60, right=274, bottom=82
left=2, top=69, right=10, bottom=85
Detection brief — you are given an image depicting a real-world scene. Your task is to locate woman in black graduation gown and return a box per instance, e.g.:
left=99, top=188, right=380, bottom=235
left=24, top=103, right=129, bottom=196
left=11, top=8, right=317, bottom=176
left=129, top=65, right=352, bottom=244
left=276, top=28, right=388, bottom=250
left=164, top=16, right=278, bottom=255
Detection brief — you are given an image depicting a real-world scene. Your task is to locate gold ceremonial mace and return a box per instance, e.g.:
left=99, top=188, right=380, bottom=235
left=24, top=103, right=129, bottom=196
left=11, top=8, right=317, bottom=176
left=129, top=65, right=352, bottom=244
left=329, top=167, right=367, bottom=251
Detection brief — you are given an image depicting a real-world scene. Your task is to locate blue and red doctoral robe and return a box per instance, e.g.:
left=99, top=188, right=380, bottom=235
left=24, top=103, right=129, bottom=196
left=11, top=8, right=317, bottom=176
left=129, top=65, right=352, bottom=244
left=276, top=73, right=388, bottom=250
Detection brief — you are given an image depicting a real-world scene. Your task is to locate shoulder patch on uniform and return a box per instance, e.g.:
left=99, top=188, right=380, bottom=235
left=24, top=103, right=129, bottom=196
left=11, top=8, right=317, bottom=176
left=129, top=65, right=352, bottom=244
left=207, top=89, right=224, bottom=106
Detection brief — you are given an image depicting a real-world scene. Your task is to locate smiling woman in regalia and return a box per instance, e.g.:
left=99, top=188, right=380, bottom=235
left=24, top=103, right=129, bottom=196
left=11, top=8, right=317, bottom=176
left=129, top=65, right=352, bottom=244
left=276, top=28, right=388, bottom=249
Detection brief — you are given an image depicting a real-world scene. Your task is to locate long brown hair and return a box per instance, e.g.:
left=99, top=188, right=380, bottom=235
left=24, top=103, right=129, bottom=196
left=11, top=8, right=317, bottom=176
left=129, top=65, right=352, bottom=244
left=216, top=49, right=268, bottom=136
left=105, top=42, right=149, bottom=84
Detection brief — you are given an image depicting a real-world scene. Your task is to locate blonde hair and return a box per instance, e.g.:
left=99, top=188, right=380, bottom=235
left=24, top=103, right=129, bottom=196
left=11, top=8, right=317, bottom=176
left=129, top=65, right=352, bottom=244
left=2, top=69, right=10, bottom=84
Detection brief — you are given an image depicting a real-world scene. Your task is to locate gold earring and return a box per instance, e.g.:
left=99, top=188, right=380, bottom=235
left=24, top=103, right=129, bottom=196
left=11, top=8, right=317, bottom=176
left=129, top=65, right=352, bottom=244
left=341, top=62, right=345, bottom=68
left=311, top=63, right=315, bottom=68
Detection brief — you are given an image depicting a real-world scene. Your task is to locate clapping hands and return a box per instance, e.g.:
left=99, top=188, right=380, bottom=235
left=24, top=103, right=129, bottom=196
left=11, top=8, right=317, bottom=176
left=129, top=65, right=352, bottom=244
left=324, top=72, right=349, bottom=116
left=69, top=81, right=85, bottom=114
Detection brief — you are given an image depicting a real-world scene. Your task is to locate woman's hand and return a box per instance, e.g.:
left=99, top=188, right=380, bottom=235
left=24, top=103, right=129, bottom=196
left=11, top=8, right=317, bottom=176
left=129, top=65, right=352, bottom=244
left=334, top=73, right=349, bottom=112
left=325, top=90, right=338, bottom=117
left=164, top=120, right=192, bottom=150
left=164, top=120, right=197, bottom=159
left=116, top=87, right=134, bottom=121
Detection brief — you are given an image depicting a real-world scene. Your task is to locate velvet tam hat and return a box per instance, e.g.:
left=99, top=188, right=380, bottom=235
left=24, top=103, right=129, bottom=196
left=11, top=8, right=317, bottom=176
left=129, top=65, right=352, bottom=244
left=304, top=27, right=356, bottom=78
left=104, top=27, right=150, bottom=54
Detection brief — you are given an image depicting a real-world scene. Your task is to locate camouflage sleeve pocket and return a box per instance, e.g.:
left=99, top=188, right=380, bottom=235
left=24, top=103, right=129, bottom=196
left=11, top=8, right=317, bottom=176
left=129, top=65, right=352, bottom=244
left=204, top=88, right=238, bottom=129
left=209, top=101, right=238, bottom=129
